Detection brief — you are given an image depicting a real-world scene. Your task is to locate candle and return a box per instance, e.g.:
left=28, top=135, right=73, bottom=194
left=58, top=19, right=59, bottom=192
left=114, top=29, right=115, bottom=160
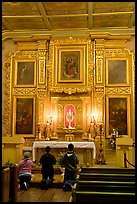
left=39, top=132, right=41, bottom=140
left=100, top=124, right=102, bottom=132
left=37, top=123, right=40, bottom=131
left=89, top=133, right=91, bottom=140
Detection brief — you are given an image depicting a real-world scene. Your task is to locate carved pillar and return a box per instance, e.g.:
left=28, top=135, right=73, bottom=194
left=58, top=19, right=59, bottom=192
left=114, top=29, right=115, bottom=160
left=2, top=55, right=13, bottom=137
left=36, top=39, right=50, bottom=140
left=37, top=89, right=46, bottom=140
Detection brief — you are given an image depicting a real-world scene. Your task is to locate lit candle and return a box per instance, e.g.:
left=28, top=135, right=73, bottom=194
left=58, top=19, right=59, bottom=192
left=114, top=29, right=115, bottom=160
left=37, top=122, right=41, bottom=131
left=100, top=124, right=102, bottom=132
left=39, top=132, right=41, bottom=140
left=37, top=123, right=41, bottom=140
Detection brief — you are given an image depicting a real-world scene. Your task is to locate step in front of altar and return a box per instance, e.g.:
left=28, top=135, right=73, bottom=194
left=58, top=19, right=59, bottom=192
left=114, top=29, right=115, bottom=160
left=30, top=167, right=64, bottom=188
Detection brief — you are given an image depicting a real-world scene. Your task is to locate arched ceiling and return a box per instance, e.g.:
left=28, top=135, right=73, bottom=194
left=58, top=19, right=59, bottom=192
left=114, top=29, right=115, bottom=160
left=2, top=2, right=135, bottom=39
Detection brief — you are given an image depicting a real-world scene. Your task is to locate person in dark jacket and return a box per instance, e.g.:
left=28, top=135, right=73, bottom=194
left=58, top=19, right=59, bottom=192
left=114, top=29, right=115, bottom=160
left=39, top=146, right=56, bottom=182
left=60, top=143, right=79, bottom=191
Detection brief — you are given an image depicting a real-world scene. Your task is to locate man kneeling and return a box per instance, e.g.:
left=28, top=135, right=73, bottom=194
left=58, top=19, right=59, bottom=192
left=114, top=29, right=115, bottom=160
left=60, top=143, right=79, bottom=191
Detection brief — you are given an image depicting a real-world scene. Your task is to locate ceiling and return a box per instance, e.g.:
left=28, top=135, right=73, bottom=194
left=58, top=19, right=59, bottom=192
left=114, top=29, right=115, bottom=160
left=2, top=2, right=135, bottom=38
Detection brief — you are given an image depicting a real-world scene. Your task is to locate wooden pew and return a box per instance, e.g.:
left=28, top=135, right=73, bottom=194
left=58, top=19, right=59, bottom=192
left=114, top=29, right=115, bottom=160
left=2, top=167, right=10, bottom=202
left=72, top=191, right=135, bottom=203
left=76, top=180, right=135, bottom=192
left=78, top=173, right=135, bottom=182
left=80, top=167, right=135, bottom=174
left=72, top=168, right=135, bottom=202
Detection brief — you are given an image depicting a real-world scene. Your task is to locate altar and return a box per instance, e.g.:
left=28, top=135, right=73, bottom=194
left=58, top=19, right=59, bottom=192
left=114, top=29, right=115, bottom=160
left=32, top=141, right=96, bottom=167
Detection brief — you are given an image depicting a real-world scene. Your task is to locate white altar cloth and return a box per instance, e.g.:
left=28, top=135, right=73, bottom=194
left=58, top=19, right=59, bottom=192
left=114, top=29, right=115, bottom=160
left=32, top=141, right=96, bottom=161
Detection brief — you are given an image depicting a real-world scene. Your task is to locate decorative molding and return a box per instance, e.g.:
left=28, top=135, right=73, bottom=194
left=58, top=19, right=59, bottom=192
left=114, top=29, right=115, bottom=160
left=50, top=87, right=92, bottom=95
left=13, top=50, right=37, bottom=59
left=105, top=87, right=130, bottom=94
left=13, top=88, right=36, bottom=95
left=105, top=48, right=127, bottom=58
left=95, top=87, right=104, bottom=93
left=37, top=88, right=47, bottom=98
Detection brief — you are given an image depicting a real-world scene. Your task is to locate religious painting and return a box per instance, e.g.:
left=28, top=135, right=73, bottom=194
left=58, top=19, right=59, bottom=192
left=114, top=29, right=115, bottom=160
left=16, top=61, right=36, bottom=86
left=57, top=46, right=85, bottom=83
left=13, top=97, right=35, bottom=137
left=106, top=59, right=128, bottom=85
left=61, top=51, right=80, bottom=80
left=64, top=105, right=76, bottom=129
left=106, top=96, right=130, bottom=138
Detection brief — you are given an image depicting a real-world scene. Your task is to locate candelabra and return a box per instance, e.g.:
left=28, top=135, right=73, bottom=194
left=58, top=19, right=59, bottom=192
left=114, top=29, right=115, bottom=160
left=45, top=112, right=53, bottom=140
left=109, top=128, right=118, bottom=149
left=95, top=124, right=106, bottom=165
left=88, top=116, right=97, bottom=141
left=37, top=122, right=41, bottom=140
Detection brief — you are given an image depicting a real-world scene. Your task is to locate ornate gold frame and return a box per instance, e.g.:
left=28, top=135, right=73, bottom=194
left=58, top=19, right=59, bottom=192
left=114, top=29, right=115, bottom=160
left=12, top=95, right=36, bottom=138
left=57, top=47, right=84, bottom=83
left=106, top=95, right=131, bottom=138
left=54, top=45, right=86, bottom=86
left=14, top=60, right=36, bottom=87
left=48, top=37, right=93, bottom=94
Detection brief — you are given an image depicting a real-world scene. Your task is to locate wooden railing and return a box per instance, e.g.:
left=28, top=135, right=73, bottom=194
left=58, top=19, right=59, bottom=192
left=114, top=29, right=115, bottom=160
left=124, top=152, right=135, bottom=168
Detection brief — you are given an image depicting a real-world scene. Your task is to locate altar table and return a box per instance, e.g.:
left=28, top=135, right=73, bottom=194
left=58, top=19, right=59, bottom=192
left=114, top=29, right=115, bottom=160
left=32, top=141, right=96, bottom=166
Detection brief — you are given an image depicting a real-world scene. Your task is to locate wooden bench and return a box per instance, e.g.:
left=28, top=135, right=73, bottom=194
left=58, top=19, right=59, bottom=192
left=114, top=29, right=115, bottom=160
left=80, top=167, right=135, bottom=174
left=76, top=180, right=135, bottom=192
left=78, top=173, right=135, bottom=182
left=2, top=167, right=10, bottom=202
left=72, top=191, right=135, bottom=203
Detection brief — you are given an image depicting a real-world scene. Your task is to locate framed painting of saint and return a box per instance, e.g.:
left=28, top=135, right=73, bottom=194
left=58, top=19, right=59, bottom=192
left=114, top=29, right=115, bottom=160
left=106, top=95, right=131, bottom=138
left=12, top=96, right=36, bottom=137
left=106, top=59, right=128, bottom=85
left=56, top=46, right=85, bottom=83
left=15, top=61, right=36, bottom=86
left=60, top=51, right=80, bottom=81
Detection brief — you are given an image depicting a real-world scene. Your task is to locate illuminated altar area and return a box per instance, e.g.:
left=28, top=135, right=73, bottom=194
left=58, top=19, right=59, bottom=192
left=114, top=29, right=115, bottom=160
left=2, top=34, right=135, bottom=168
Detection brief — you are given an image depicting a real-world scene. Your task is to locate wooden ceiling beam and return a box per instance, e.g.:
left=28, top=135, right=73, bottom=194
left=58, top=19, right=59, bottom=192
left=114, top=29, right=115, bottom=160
left=36, top=2, right=51, bottom=30
left=128, top=8, right=135, bottom=27
left=2, top=15, right=43, bottom=18
left=47, top=14, right=88, bottom=18
left=92, top=11, right=133, bottom=16
left=2, top=18, right=13, bottom=31
left=88, top=2, right=93, bottom=29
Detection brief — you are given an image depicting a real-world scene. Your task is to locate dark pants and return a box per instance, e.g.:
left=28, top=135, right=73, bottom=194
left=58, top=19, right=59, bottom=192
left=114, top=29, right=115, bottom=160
left=19, top=174, right=31, bottom=189
left=64, top=169, right=77, bottom=185
left=41, top=168, right=54, bottom=180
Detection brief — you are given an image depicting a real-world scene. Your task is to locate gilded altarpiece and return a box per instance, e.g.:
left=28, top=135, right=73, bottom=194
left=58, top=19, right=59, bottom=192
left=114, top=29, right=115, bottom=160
left=2, top=37, right=134, bottom=143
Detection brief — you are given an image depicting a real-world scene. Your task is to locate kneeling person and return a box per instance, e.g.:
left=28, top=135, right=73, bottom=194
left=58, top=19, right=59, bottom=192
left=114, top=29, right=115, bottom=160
left=60, top=143, right=79, bottom=191
left=39, top=146, right=56, bottom=189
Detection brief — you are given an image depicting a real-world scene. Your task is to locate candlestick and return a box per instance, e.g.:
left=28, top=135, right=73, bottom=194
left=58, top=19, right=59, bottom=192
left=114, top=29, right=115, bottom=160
left=100, top=124, right=102, bottom=132
left=38, top=132, right=41, bottom=140
left=37, top=122, right=40, bottom=131
left=37, top=122, right=41, bottom=140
